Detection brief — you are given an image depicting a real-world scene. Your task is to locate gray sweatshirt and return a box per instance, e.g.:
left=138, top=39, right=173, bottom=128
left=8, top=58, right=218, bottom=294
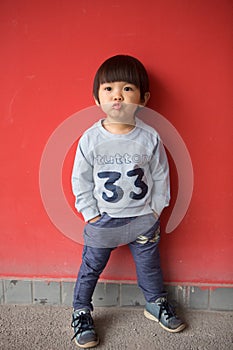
left=71, top=117, right=170, bottom=222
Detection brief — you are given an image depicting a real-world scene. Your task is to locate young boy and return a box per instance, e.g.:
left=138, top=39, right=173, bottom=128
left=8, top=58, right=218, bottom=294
left=71, top=55, right=185, bottom=348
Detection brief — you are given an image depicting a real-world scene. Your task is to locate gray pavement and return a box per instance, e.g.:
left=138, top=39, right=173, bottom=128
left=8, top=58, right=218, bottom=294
left=0, top=305, right=232, bottom=350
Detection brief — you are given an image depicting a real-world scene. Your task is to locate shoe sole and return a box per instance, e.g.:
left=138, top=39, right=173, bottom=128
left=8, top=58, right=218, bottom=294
left=144, top=309, right=186, bottom=333
left=75, top=338, right=100, bottom=348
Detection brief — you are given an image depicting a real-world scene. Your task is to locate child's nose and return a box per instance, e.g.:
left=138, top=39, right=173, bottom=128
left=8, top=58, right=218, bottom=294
left=113, top=90, right=123, bottom=101
left=114, top=95, right=123, bottom=101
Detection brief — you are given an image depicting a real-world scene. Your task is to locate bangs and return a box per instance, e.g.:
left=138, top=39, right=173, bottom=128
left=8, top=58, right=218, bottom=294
left=98, top=59, right=141, bottom=87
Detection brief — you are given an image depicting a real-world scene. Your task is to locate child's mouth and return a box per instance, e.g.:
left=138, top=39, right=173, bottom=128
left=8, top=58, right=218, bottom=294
left=112, top=102, right=122, bottom=110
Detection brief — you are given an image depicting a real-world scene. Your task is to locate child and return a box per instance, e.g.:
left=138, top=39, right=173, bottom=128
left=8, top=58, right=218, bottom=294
left=71, top=55, right=185, bottom=348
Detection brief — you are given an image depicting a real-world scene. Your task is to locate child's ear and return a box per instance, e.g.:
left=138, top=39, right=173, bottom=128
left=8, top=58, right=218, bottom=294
left=142, top=92, right=150, bottom=106
left=94, top=96, right=100, bottom=106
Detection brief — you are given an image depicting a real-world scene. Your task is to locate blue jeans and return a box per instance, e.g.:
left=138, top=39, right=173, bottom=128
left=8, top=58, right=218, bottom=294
left=73, top=213, right=167, bottom=311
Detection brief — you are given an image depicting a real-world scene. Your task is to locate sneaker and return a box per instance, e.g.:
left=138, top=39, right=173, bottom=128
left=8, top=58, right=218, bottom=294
left=144, top=297, right=186, bottom=333
left=71, top=308, right=99, bottom=348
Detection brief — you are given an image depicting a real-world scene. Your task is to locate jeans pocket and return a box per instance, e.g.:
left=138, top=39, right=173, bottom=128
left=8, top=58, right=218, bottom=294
left=88, top=212, right=108, bottom=227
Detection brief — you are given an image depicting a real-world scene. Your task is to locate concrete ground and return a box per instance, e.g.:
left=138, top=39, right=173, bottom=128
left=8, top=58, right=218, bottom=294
left=0, top=305, right=232, bottom=350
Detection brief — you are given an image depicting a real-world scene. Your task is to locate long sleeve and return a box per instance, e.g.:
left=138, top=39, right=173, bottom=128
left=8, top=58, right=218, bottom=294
left=149, top=135, right=170, bottom=216
left=71, top=139, right=100, bottom=222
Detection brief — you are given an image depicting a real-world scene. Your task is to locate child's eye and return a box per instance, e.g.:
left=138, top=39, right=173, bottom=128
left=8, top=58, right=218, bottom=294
left=124, top=86, right=133, bottom=91
left=104, top=86, right=112, bottom=91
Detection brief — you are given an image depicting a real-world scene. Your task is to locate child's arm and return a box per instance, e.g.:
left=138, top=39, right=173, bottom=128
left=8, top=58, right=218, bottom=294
left=71, top=141, right=100, bottom=222
left=150, top=136, right=170, bottom=217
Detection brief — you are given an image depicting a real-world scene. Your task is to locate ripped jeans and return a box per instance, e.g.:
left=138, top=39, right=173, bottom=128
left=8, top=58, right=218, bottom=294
left=73, top=213, right=167, bottom=311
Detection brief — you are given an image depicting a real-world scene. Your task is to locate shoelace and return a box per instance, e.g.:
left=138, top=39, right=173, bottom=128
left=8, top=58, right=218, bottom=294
left=158, top=299, right=177, bottom=321
left=71, top=313, right=94, bottom=341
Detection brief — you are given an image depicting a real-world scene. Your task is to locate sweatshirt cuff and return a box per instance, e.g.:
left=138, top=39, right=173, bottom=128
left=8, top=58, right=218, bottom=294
left=80, top=207, right=100, bottom=222
left=151, top=197, right=170, bottom=217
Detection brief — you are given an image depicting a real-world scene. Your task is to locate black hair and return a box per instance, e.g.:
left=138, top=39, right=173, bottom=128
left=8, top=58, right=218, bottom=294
left=93, top=55, right=149, bottom=104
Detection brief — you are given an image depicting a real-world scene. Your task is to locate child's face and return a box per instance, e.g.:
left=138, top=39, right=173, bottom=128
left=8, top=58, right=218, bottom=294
left=95, top=81, right=150, bottom=121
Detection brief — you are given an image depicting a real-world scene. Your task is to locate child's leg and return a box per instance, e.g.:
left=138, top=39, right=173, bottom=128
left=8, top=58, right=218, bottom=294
left=73, top=245, right=113, bottom=311
left=129, top=219, right=167, bottom=302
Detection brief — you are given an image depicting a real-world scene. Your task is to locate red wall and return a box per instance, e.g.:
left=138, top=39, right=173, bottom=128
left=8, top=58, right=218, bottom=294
left=1, top=0, right=232, bottom=285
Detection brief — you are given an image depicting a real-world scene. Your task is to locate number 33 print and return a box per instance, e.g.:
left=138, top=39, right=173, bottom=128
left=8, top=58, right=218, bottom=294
left=98, top=168, right=148, bottom=203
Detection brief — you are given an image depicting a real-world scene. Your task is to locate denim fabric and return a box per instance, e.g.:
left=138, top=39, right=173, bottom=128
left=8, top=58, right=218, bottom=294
left=73, top=213, right=167, bottom=311
left=83, top=212, right=159, bottom=248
